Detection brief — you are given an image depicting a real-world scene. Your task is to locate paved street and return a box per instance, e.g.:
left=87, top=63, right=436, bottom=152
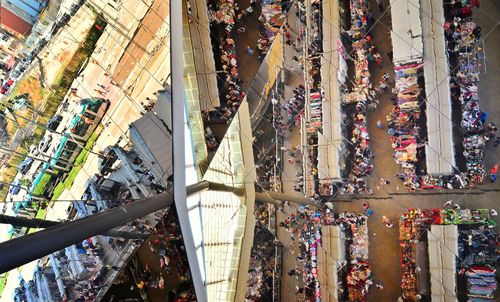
left=45, top=0, right=170, bottom=221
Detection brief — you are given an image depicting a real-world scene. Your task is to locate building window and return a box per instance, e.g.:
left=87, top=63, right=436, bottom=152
left=87, top=103, right=101, bottom=113
left=65, top=141, right=78, bottom=151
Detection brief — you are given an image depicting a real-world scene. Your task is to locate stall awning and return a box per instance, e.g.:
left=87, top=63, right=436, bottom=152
left=390, top=0, right=423, bottom=64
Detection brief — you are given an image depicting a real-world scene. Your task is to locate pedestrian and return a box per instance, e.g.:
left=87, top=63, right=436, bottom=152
left=494, top=136, right=500, bottom=147
left=376, top=0, right=384, bottom=12
left=247, top=45, right=255, bottom=55
left=382, top=72, right=390, bottom=82
left=376, top=120, right=383, bottom=129
left=490, top=164, right=498, bottom=183
left=387, top=50, right=393, bottom=61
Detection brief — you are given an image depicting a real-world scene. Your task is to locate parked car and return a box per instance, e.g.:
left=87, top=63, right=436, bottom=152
left=29, top=145, right=40, bottom=157
left=18, top=157, right=34, bottom=175
left=47, top=115, right=63, bottom=131
left=38, top=134, right=52, bottom=153
left=9, top=179, right=21, bottom=195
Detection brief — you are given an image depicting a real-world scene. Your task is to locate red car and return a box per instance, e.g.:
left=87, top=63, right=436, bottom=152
left=6, top=79, right=13, bottom=86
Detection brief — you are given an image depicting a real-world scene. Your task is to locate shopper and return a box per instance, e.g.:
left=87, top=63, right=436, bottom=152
left=247, top=45, right=255, bottom=55
left=376, top=120, right=383, bottom=128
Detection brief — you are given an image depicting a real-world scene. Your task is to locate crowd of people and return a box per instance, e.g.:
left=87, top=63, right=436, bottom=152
left=341, top=0, right=376, bottom=194
left=296, top=0, right=324, bottom=197
left=283, top=85, right=306, bottom=129
left=445, top=0, right=486, bottom=184
left=206, top=0, right=247, bottom=122
left=280, top=204, right=373, bottom=302
left=388, top=63, right=423, bottom=191
left=245, top=224, right=280, bottom=301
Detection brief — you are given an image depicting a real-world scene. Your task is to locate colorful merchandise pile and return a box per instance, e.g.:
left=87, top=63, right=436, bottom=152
left=399, top=208, right=497, bottom=301
left=388, top=63, right=423, bottom=190
left=341, top=0, right=374, bottom=194
left=257, top=0, right=288, bottom=57
left=458, top=226, right=497, bottom=301
left=346, top=220, right=371, bottom=301
left=299, top=0, right=323, bottom=197
left=281, top=207, right=370, bottom=302
left=444, top=1, right=485, bottom=183
left=465, top=267, right=496, bottom=301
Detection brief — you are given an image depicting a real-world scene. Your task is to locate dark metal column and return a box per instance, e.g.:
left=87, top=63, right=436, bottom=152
left=0, top=182, right=205, bottom=274
left=0, top=214, right=59, bottom=228
left=255, top=190, right=319, bottom=207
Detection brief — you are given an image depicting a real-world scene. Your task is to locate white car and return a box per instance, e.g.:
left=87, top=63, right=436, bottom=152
left=38, top=134, right=52, bottom=153
left=29, top=144, right=40, bottom=157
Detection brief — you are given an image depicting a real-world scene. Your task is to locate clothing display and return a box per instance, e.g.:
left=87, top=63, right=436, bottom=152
left=445, top=0, right=486, bottom=183
left=388, top=63, right=423, bottom=190
left=257, top=0, right=287, bottom=56
left=340, top=0, right=374, bottom=195
left=399, top=207, right=496, bottom=302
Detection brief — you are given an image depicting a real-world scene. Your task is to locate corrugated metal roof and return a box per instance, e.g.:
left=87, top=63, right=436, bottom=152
left=0, top=6, right=32, bottom=36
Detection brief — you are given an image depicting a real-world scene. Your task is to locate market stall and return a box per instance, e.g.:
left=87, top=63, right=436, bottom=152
left=389, top=63, right=424, bottom=190
left=346, top=220, right=371, bottom=301
left=443, top=0, right=485, bottom=184
left=399, top=208, right=497, bottom=302
left=339, top=0, right=374, bottom=195
left=257, top=0, right=287, bottom=57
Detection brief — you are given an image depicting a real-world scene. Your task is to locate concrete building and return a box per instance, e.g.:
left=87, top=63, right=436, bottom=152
left=0, top=0, right=47, bottom=37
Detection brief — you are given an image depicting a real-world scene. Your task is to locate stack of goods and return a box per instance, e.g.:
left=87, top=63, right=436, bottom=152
left=444, top=1, right=485, bottom=183
left=341, top=0, right=374, bottom=194
left=466, top=267, right=496, bottom=301
left=388, top=63, right=423, bottom=190
left=458, top=226, right=497, bottom=301
left=257, top=0, right=287, bottom=57
left=346, top=221, right=371, bottom=301
left=442, top=208, right=495, bottom=226
left=399, top=208, right=497, bottom=301
left=419, top=175, right=445, bottom=189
